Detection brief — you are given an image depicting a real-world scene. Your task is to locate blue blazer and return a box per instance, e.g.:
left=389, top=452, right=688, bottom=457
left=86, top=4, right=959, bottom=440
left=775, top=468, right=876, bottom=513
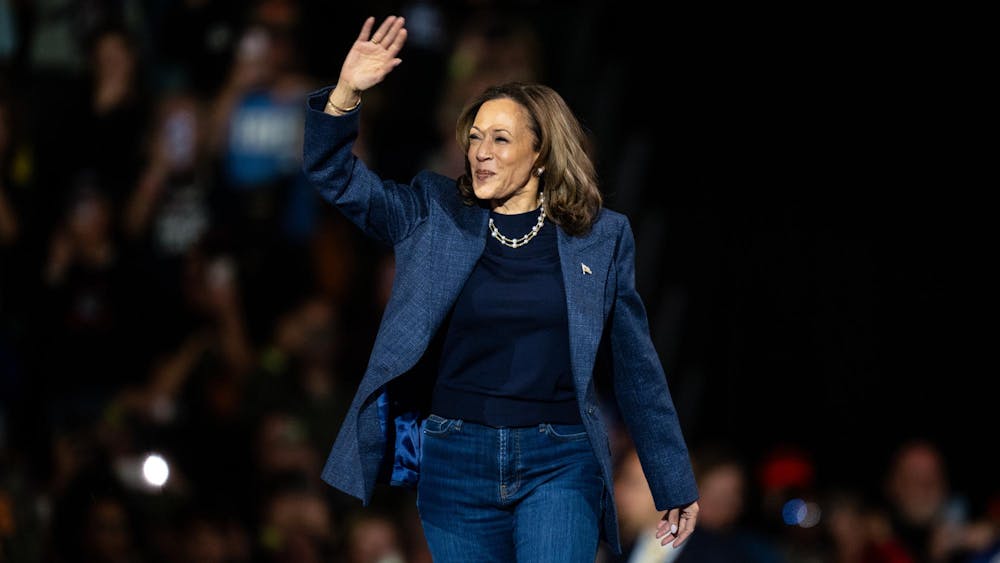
left=302, top=85, right=698, bottom=554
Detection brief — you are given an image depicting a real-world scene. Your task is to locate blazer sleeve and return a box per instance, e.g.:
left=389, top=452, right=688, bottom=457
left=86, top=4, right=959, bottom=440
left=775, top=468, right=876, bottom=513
left=301, top=85, right=428, bottom=246
left=609, top=216, right=699, bottom=510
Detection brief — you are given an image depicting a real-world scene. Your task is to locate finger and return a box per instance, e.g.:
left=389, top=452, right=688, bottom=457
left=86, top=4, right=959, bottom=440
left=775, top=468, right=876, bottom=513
left=357, top=16, right=375, bottom=42
left=672, top=517, right=696, bottom=548
left=386, top=28, right=408, bottom=57
left=657, top=509, right=679, bottom=543
left=672, top=514, right=697, bottom=548
left=656, top=518, right=677, bottom=538
left=655, top=512, right=671, bottom=537
left=659, top=526, right=677, bottom=544
left=672, top=526, right=694, bottom=548
left=381, top=16, right=405, bottom=48
left=371, top=15, right=397, bottom=44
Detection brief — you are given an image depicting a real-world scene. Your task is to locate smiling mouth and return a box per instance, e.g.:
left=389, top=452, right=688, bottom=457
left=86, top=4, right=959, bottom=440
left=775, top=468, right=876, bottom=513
left=475, top=170, right=495, bottom=181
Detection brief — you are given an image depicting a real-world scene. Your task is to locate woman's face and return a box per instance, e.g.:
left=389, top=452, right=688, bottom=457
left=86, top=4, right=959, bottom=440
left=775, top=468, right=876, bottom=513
left=467, top=98, right=540, bottom=204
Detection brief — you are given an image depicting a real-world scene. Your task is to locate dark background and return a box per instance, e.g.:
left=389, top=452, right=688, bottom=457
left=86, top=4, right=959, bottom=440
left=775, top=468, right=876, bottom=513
left=0, top=0, right=990, bottom=560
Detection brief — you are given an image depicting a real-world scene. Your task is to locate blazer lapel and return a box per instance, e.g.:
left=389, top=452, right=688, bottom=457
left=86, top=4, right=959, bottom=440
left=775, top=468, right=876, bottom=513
left=424, top=198, right=489, bottom=331
left=558, top=225, right=615, bottom=395
left=365, top=198, right=487, bottom=391
left=435, top=201, right=489, bottom=322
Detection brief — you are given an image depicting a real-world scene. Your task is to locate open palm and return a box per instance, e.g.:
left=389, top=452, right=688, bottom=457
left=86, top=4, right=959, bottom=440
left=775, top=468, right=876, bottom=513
left=340, top=16, right=408, bottom=92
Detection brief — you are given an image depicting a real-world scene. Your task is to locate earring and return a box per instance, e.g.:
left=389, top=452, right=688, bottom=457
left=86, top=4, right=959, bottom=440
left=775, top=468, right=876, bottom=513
left=536, top=167, right=544, bottom=177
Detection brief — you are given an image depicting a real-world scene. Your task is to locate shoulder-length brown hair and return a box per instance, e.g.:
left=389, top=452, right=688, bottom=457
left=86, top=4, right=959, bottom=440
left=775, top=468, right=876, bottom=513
left=455, top=83, right=602, bottom=237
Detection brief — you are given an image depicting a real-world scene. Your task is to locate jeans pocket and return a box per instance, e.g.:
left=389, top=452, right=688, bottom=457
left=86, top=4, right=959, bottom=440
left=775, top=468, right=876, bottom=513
left=423, top=414, right=459, bottom=436
left=543, top=423, right=589, bottom=442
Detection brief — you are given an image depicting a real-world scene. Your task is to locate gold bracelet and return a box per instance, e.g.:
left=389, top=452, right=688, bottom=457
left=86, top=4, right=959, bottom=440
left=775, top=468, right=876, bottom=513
left=326, top=95, right=361, bottom=114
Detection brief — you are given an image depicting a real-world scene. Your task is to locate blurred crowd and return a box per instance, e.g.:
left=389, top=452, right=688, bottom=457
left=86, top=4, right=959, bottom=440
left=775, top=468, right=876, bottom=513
left=0, top=1, right=997, bottom=562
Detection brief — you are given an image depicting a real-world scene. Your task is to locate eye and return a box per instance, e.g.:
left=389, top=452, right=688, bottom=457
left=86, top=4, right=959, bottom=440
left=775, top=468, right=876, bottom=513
left=495, top=137, right=509, bottom=143
left=468, top=133, right=481, bottom=141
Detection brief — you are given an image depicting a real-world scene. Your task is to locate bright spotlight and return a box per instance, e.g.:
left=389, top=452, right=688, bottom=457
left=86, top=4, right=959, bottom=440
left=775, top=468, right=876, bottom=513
left=142, top=453, right=170, bottom=487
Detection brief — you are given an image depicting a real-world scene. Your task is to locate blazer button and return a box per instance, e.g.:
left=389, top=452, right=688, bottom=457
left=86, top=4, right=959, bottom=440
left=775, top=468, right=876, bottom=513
left=587, top=406, right=596, bottom=416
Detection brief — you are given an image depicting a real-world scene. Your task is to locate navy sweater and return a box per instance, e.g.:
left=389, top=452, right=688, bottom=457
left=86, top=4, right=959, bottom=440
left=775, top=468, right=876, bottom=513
left=431, top=205, right=582, bottom=426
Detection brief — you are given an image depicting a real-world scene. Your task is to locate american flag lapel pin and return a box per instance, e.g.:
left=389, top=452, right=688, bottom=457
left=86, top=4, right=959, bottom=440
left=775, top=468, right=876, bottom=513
left=581, top=262, right=592, bottom=275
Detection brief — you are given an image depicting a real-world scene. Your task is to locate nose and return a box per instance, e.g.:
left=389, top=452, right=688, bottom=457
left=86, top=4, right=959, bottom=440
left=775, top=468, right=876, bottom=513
left=476, top=139, right=492, bottom=161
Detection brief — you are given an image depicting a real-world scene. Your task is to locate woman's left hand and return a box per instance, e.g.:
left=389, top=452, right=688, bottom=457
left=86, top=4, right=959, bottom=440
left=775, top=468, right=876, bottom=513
left=656, top=500, right=699, bottom=548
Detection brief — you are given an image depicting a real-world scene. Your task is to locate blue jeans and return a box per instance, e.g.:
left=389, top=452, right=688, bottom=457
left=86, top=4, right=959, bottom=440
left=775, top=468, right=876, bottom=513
left=416, top=414, right=604, bottom=562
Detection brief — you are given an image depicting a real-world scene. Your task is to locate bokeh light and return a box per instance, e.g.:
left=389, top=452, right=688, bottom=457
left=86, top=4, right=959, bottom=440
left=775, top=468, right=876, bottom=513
left=142, top=453, right=169, bottom=488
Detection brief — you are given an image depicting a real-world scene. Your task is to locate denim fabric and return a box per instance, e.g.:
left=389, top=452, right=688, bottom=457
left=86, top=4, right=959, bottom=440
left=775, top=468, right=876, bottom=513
left=416, top=414, right=603, bottom=562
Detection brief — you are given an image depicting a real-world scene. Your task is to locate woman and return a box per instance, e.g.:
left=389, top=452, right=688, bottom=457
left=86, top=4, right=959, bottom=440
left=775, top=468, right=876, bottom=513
left=303, top=15, right=700, bottom=561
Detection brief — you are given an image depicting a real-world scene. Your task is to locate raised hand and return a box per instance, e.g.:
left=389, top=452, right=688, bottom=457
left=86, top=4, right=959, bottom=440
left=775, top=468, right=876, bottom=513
left=338, top=16, right=408, bottom=95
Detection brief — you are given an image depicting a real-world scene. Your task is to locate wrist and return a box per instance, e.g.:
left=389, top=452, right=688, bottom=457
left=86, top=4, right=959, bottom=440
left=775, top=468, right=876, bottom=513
left=328, top=84, right=361, bottom=112
left=326, top=98, right=360, bottom=115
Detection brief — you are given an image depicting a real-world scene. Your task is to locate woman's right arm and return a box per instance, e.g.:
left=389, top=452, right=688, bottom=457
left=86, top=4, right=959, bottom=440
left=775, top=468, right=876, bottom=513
left=302, top=16, right=420, bottom=245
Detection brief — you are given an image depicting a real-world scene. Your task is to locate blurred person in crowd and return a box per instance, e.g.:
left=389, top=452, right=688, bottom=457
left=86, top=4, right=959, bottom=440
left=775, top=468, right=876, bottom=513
left=154, top=0, right=245, bottom=95
left=0, top=0, right=16, bottom=65
left=443, top=11, right=542, bottom=93
left=254, top=411, right=320, bottom=479
left=122, top=91, right=213, bottom=346
left=608, top=446, right=783, bottom=563
left=758, top=447, right=816, bottom=528
left=210, top=21, right=318, bottom=342
left=425, top=13, right=543, bottom=179
left=253, top=0, right=302, bottom=32
left=0, top=96, right=17, bottom=247
left=106, top=243, right=255, bottom=513
left=345, top=513, right=405, bottom=563
left=755, top=447, right=829, bottom=562
left=80, top=496, right=136, bottom=563
left=302, top=15, right=699, bottom=561
left=124, top=92, right=210, bottom=253
left=24, top=11, right=149, bottom=242
left=396, top=502, right=433, bottom=563
left=42, top=182, right=117, bottom=290
left=48, top=468, right=144, bottom=563
left=258, top=482, right=334, bottom=563
left=178, top=515, right=230, bottom=563
left=38, top=180, right=146, bottom=421
left=25, top=0, right=146, bottom=76
left=824, top=491, right=915, bottom=563
left=0, top=94, right=20, bottom=345
left=210, top=24, right=308, bottom=165
left=966, top=493, right=1000, bottom=562
left=678, top=448, right=783, bottom=563
left=73, top=25, right=150, bottom=208
left=0, top=423, right=45, bottom=562
left=173, top=507, right=252, bottom=563
left=129, top=246, right=254, bottom=416
left=607, top=445, right=676, bottom=562
left=246, top=295, right=349, bottom=453
left=884, top=440, right=997, bottom=562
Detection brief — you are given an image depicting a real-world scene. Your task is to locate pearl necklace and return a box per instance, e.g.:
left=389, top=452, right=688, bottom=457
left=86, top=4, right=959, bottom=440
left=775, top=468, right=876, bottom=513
left=489, top=194, right=545, bottom=249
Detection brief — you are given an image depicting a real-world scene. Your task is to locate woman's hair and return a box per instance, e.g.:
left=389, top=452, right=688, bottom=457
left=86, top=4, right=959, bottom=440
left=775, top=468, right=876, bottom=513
left=455, top=83, right=602, bottom=236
